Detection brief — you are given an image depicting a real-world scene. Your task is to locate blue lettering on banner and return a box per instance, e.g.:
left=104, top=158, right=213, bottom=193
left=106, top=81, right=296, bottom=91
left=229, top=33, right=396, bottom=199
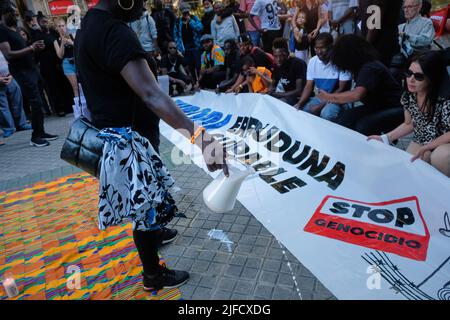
left=174, top=101, right=346, bottom=194
left=175, top=100, right=232, bottom=130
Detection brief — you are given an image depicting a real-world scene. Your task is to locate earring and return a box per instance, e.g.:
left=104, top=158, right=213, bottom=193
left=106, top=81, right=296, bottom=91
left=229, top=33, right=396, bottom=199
left=118, top=0, right=134, bottom=11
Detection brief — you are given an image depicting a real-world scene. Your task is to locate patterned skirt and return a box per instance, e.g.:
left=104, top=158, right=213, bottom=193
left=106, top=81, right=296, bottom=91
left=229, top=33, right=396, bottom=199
left=97, top=127, right=178, bottom=232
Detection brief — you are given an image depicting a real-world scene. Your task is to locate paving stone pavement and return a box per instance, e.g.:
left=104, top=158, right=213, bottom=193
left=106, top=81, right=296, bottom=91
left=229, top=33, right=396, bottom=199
left=0, top=115, right=414, bottom=300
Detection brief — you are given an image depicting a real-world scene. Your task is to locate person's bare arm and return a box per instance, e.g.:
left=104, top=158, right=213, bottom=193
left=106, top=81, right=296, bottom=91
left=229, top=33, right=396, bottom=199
left=227, top=73, right=245, bottom=93
left=0, top=41, right=38, bottom=60
left=254, top=68, right=273, bottom=87
left=368, top=110, right=413, bottom=143
left=249, top=14, right=261, bottom=32
left=296, top=80, right=315, bottom=109
left=318, top=86, right=367, bottom=105
left=335, top=80, right=351, bottom=94
left=121, top=58, right=228, bottom=175
left=54, top=39, right=65, bottom=60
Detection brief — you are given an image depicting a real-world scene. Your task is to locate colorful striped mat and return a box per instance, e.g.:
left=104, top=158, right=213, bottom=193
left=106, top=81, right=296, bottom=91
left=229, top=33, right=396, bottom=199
left=0, top=173, right=182, bottom=300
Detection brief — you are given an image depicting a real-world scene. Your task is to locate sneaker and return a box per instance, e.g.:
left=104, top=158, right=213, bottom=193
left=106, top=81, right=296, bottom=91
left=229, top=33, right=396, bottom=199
left=17, top=124, right=32, bottom=131
left=0, top=140, right=5, bottom=146
left=3, top=129, right=14, bottom=138
left=159, top=227, right=178, bottom=246
left=30, top=137, right=50, bottom=147
left=143, top=268, right=189, bottom=291
left=42, top=133, right=58, bottom=141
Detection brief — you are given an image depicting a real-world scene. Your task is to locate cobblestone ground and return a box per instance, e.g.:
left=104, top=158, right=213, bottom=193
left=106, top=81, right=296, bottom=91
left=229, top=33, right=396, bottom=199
left=0, top=113, right=414, bottom=300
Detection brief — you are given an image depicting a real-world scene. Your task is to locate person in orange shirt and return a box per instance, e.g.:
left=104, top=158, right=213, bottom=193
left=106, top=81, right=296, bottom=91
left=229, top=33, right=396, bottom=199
left=236, top=56, right=272, bottom=94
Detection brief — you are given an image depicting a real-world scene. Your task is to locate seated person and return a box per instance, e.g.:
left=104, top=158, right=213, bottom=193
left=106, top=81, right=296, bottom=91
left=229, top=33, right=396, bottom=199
left=268, top=37, right=307, bottom=106
left=160, top=41, right=193, bottom=96
left=236, top=56, right=272, bottom=94
left=295, top=33, right=352, bottom=122
left=391, top=0, right=435, bottom=82
left=398, top=0, right=434, bottom=55
left=197, top=34, right=226, bottom=90
left=217, top=38, right=241, bottom=92
left=226, top=34, right=274, bottom=93
left=368, top=52, right=450, bottom=178
left=318, top=35, right=404, bottom=136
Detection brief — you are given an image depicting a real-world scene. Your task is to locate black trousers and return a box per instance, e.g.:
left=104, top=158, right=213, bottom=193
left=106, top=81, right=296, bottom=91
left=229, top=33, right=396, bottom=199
left=199, top=70, right=226, bottom=90
left=133, top=230, right=162, bottom=275
left=337, top=105, right=404, bottom=136
left=13, top=68, right=45, bottom=139
left=40, top=65, right=70, bottom=114
left=262, top=30, right=282, bottom=54
left=169, top=72, right=193, bottom=95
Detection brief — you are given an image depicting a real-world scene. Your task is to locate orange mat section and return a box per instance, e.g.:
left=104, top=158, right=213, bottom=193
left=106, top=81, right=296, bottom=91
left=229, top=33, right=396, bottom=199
left=0, top=173, right=182, bottom=300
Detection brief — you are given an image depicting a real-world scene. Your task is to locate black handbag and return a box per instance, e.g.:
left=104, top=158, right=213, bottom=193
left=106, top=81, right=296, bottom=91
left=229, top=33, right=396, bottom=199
left=60, top=116, right=103, bottom=178
left=60, top=56, right=104, bottom=178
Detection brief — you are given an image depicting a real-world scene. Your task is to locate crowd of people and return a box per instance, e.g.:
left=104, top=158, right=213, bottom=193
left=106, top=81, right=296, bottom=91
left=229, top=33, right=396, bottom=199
left=132, top=0, right=449, bottom=177
left=0, top=0, right=448, bottom=171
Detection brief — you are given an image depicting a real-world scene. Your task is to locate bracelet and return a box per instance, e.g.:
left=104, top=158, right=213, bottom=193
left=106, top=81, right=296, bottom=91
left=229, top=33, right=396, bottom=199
left=380, top=134, right=390, bottom=145
left=191, top=127, right=205, bottom=145
left=29, top=45, right=35, bottom=52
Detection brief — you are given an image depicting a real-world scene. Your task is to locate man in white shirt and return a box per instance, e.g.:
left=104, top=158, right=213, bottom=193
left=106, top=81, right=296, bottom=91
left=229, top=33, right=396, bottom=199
left=295, top=33, right=352, bottom=122
left=249, top=0, right=282, bottom=53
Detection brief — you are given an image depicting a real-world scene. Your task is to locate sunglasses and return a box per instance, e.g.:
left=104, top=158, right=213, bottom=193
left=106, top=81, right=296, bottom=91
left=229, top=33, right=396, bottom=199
left=168, top=47, right=177, bottom=50
left=405, top=69, right=425, bottom=81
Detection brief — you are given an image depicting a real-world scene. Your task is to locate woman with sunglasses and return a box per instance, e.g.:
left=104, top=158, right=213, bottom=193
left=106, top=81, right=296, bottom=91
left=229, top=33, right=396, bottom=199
left=75, top=0, right=228, bottom=292
left=368, top=51, right=450, bottom=177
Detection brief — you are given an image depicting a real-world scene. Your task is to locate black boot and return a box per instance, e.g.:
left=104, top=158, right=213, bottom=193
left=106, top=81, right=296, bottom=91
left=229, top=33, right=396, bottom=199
left=143, top=267, right=189, bottom=291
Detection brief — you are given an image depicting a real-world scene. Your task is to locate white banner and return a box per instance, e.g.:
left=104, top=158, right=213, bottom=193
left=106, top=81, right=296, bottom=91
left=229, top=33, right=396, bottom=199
left=160, top=91, right=450, bottom=300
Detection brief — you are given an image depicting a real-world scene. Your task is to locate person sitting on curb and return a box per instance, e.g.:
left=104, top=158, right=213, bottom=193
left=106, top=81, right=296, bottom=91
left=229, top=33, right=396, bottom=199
left=295, top=32, right=351, bottom=122
left=234, top=56, right=272, bottom=94
left=197, top=34, right=226, bottom=90
left=160, top=41, right=193, bottom=96
left=268, top=37, right=307, bottom=106
left=368, top=52, right=450, bottom=178
left=217, top=38, right=241, bottom=93
left=317, top=35, right=403, bottom=136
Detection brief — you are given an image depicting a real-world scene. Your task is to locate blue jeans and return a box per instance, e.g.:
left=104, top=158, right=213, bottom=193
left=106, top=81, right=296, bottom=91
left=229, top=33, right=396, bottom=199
left=303, top=97, right=351, bottom=122
left=248, top=31, right=261, bottom=47
left=0, top=78, right=28, bottom=132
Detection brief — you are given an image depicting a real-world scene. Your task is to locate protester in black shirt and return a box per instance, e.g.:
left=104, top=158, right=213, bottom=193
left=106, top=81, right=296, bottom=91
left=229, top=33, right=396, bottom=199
left=318, top=34, right=403, bottom=136
left=217, top=39, right=241, bottom=92
left=359, top=0, right=402, bottom=67
left=75, top=0, right=227, bottom=292
left=33, top=15, right=72, bottom=116
left=201, top=0, right=215, bottom=35
left=160, top=41, right=193, bottom=96
left=226, top=34, right=274, bottom=93
left=268, top=38, right=307, bottom=106
left=17, top=25, right=52, bottom=117
left=151, top=0, right=176, bottom=53
left=0, top=5, right=57, bottom=147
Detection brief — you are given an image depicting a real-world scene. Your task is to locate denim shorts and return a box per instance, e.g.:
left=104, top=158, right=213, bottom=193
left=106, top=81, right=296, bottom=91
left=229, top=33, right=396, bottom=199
left=62, top=58, right=76, bottom=76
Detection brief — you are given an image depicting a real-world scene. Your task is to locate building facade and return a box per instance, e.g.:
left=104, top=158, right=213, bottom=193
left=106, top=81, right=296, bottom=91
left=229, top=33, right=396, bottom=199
left=13, top=0, right=98, bottom=17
